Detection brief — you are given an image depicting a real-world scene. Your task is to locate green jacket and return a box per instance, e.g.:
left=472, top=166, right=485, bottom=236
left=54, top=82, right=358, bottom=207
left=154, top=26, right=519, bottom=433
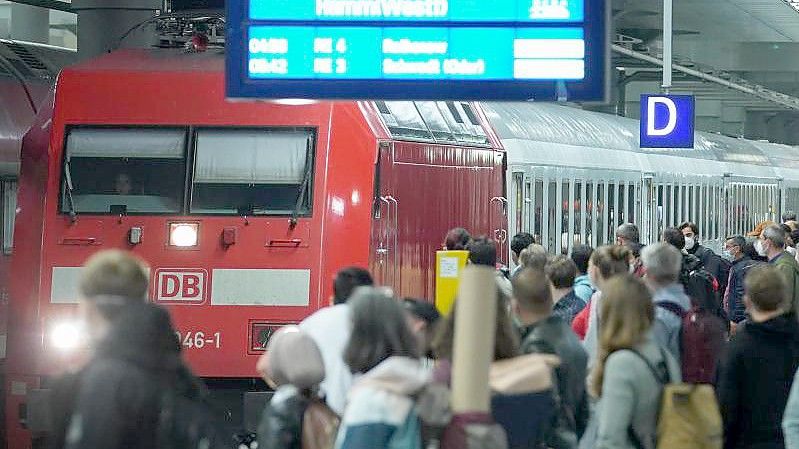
left=773, top=252, right=799, bottom=315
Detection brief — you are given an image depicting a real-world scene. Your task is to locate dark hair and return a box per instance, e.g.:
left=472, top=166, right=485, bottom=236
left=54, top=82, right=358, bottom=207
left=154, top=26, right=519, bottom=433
left=745, top=265, right=787, bottom=312
left=545, top=255, right=578, bottom=289
left=791, top=230, right=799, bottom=247
left=403, top=298, right=441, bottom=325
left=467, top=236, right=497, bottom=267
left=784, top=211, right=797, bottom=223
left=445, top=228, right=472, bottom=251
left=344, top=289, right=419, bottom=373
left=781, top=223, right=793, bottom=240
left=615, top=223, right=640, bottom=244
left=333, top=267, right=374, bottom=305
left=726, top=235, right=746, bottom=250
left=678, top=222, right=699, bottom=236
left=512, top=268, right=553, bottom=314
left=571, top=244, right=594, bottom=275
left=743, top=237, right=765, bottom=261
left=511, top=233, right=536, bottom=257
left=433, top=287, right=519, bottom=361
left=662, top=227, right=686, bottom=250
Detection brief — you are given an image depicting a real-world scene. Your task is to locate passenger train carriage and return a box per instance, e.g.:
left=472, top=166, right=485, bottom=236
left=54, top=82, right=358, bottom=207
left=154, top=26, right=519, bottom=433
left=488, top=102, right=799, bottom=255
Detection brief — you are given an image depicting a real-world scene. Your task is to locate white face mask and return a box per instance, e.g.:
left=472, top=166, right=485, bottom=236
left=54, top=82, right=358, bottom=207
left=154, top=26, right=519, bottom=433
left=755, top=239, right=768, bottom=257
left=684, top=236, right=696, bottom=251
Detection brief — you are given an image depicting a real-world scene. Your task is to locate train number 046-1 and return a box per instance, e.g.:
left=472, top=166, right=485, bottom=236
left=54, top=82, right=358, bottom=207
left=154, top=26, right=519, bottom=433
left=175, top=331, right=221, bottom=349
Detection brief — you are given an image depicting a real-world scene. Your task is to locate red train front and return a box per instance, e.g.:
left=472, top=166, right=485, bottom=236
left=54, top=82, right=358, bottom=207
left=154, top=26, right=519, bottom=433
left=4, top=48, right=506, bottom=447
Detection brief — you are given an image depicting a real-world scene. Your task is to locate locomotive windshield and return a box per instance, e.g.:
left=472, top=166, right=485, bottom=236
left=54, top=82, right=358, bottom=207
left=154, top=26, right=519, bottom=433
left=60, top=127, right=316, bottom=216
left=61, top=128, right=186, bottom=214
left=191, top=129, right=314, bottom=216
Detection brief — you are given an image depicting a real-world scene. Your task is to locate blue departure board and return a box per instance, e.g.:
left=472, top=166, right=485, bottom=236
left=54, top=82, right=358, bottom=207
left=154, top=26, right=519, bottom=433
left=227, top=0, right=608, bottom=101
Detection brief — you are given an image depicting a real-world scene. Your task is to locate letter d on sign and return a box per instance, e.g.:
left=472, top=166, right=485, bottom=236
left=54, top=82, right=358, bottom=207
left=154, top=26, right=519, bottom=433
left=647, top=97, right=677, bottom=136
left=640, top=94, right=695, bottom=149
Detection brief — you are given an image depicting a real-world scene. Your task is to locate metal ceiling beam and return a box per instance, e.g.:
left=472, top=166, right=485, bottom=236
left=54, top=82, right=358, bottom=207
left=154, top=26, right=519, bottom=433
left=6, top=0, right=73, bottom=13
left=613, top=44, right=799, bottom=111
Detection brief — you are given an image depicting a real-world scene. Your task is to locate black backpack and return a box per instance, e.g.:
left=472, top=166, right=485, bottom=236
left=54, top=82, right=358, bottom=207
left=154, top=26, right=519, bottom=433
left=157, top=388, right=228, bottom=449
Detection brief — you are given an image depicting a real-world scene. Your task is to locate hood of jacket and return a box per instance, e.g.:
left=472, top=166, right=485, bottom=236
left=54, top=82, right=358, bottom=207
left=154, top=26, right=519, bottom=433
left=745, top=313, right=799, bottom=342
left=653, top=283, right=692, bottom=311
left=95, top=302, right=184, bottom=374
left=354, top=356, right=431, bottom=397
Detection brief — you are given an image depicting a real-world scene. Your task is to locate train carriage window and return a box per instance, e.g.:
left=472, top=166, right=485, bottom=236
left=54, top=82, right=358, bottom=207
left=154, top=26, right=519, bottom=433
left=61, top=128, right=186, bottom=214
left=191, top=129, right=315, bottom=216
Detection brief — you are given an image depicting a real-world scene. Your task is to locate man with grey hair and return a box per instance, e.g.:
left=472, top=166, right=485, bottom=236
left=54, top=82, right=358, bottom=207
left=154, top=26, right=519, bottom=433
left=616, top=223, right=644, bottom=277
left=758, top=224, right=799, bottom=315
left=641, top=242, right=692, bottom=363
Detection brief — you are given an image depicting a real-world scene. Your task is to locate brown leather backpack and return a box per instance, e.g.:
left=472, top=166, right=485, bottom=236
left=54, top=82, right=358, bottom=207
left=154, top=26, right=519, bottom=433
left=301, top=398, right=341, bottom=449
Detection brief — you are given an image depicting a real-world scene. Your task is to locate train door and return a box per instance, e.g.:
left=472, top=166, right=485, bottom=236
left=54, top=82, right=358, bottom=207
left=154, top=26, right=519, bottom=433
left=510, top=166, right=641, bottom=254
left=782, top=180, right=799, bottom=220
left=725, top=176, right=780, bottom=238
left=372, top=142, right=399, bottom=290
left=650, top=174, right=725, bottom=251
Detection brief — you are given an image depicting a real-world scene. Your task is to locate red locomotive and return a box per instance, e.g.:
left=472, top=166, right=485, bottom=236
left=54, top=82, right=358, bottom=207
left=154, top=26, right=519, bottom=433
left=4, top=48, right=507, bottom=447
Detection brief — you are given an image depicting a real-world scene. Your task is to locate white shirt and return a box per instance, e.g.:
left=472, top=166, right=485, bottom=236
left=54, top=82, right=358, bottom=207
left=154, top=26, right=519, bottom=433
left=298, top=304, right=352, bottom=415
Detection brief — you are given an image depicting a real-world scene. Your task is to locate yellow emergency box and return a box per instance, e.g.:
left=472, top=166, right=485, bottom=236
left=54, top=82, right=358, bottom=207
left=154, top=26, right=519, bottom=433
left=435, top=250, right=470, bottom=315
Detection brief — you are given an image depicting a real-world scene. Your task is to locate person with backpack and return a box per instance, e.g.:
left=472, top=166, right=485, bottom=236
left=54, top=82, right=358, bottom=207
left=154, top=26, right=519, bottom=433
left=716, top=265, right=799, bottom=449
left=256, top=326, right=336, bottom=449
left=592, top=274, right=682, bottom=449
left=433, top=285, right=555, bottom=449
left=640, top=243, right=691, bottom=365
left=513, top=268, right=589, bottom=449
left=334, top=287, right=430, bottom=449
left=680, top=222, right=731, bottom=301
left=59, top=250, right=218, bottom=449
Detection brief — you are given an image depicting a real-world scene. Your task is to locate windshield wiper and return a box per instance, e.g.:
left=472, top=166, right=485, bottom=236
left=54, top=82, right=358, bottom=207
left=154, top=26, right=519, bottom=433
left=64, top=161, right=77, bottom=222
left=290, top=141, right=314, bottom=228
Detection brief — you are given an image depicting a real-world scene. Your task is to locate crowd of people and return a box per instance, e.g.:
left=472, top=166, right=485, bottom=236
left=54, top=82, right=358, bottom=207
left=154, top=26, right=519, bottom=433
left=44, top=213, right=799, bottom=449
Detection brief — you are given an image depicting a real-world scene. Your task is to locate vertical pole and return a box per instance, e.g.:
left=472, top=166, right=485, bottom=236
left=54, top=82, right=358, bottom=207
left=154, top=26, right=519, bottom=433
left=662, top=0, right=673, bottom=93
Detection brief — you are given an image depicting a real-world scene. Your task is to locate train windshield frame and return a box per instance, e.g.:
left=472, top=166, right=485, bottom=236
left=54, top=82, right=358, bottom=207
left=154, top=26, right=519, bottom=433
left=59, top=126, right=317, bottom=217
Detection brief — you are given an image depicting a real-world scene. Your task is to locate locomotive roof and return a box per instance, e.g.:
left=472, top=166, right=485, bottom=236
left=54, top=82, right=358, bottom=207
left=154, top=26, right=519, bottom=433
left=65, top=48, right=225, bottom=74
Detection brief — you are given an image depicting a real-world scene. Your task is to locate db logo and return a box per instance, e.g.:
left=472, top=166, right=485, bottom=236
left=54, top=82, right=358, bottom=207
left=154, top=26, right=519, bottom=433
left=155, top=269, right=207, bottom=304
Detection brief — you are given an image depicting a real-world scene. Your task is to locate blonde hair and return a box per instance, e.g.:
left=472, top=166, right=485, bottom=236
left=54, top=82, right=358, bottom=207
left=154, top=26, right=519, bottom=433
left=519, top=244, right=548, bottom=270
left=79, top=249, right=149, bottom=300
left=590, top=274, right=654, bottom=397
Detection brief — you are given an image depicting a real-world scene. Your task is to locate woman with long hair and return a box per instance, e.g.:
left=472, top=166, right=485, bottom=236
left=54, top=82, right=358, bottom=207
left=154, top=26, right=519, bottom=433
left=334, top=288, right=428, bottom=449
left=592, top=274, right=681, bottom=449
left=577, top=244, right=631, bottom=363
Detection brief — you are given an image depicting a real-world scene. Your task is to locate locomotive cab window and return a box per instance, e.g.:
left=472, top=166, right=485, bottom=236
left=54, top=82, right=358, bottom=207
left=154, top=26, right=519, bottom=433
left=61, top=128, right=186, bottom=214
left=191, top=129, right=315, bottom=216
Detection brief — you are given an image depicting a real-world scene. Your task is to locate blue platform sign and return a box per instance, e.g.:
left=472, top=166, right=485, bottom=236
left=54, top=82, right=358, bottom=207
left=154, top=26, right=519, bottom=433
left=640, top=94, right=695, bottom=149
left=226, top=0, right=609, bottom=101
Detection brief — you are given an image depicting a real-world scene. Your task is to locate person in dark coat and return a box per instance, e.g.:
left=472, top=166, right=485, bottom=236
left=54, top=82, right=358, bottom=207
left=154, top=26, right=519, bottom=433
left=256, top=326, right=327, bottom=449
left=55, top=250, right=207, bottom=449
left=723, top=235, right=761, bottom=333
left=512, top=268, right=588, bottom=449
left=716, top=265, right=799, bottom=449
left=681, top=222, right=730, bottom=299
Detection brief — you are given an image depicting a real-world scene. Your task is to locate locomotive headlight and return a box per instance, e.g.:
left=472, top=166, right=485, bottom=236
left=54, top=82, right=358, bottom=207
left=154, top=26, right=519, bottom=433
left=51, top=321, right=82, bottom=351
left=169, top=223, right=199, bottom=247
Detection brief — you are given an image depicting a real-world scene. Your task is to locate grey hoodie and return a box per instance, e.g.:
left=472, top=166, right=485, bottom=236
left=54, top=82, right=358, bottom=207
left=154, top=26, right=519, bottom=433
left=651, top=283, right=691, bottom=363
